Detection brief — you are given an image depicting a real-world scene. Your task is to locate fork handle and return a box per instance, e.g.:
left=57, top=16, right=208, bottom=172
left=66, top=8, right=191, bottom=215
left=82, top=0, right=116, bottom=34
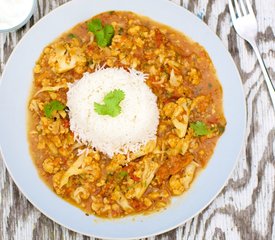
left=250, top=42, right=275, bottom=108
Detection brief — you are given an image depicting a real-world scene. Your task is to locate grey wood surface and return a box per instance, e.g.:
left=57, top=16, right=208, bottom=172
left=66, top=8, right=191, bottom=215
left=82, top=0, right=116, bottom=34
left=0, top=0, right=274, bottom=239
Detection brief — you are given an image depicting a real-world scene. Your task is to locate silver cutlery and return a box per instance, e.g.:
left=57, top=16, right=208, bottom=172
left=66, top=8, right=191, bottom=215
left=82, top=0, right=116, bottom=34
left=228, top=0, right=275, bottom=107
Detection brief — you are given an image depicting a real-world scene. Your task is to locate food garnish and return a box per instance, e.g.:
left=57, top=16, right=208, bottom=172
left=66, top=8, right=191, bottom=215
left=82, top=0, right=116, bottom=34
left=94, top=89, right=125, bottom=117
left=118, top=171, right=128, bottom=178
left=44, top=100, right=65, bottom=118
left=190, top=121, right=210, bottom=136
left=87, top=19, right=114, bottom=47
left=68, top=33, right=77, bottom=38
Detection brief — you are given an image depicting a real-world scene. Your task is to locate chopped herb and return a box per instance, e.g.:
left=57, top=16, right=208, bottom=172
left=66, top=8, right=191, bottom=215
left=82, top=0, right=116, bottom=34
left=106, top=173, right=114, bottom=183
left=208, top=83, right=213, bottom=88
left=68, top=33, right=77, bottom=38
left=104, top=24, right=115, bottom=45
left=44, top=100, right=65, bottom=118
left=87, top=19, right=102, bottom=32
left=88, top=59, right=94, bottom=66
left=109, top=10, right=115, bottom=15
left=87, top=19, right=114, bottom=47
left=190, top=121, right=210, bottom=136
left=118, top=27, right=124, bottom=35
left=94, top=89, right=125, bottom=117
left=118, top=171, right=128, bottom=178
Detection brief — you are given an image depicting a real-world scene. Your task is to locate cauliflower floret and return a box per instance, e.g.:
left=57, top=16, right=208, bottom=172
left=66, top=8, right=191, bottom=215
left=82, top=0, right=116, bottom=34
left=52, top=171, right=65, bottom=195
left=81, top=160, right=101, bottom=183
left=127, top=25, right=141, bottom=35
left=48, top=43, right=86, bottom=73
left=126, top=156, right=159, bottom=199
left=163, top=102, right=177, bottom=118
left=182, top=161, right=197, bottom=189
left=172, top=118, right=188, bottom=138
left=71, top=186, right=90, bottom=204
left=29, top=99, right=40, bottom=114
left=59, top=154, right=85, bottom=187
left=52, top=135, right=62, bottom=148
left=167, top=128, right=193, bottom=156
left=169, top=68, right=183, bottom=87
left=163, top=97, right=192, bottom=139
left=169, top=174, right=185, bottom=195
left=129, top=140, right=156, bottom=161
left=106, top=154, right=127, bottom=173
left=169, top=161, right=197, bottom=195
left=60, top=154, right=101, bottom=187
left=187, top=68, right=201, bottom=85
left=190, top=96, right=207, bottom=111
left=167, top=134, right=180, bottom=148
left=91, top=196, right=104, bottom=213
left=42, top=157, right=61, bottom=174
left=106, top=140, right=156, bottom=173
left=112, top=189, right=133, bottom=213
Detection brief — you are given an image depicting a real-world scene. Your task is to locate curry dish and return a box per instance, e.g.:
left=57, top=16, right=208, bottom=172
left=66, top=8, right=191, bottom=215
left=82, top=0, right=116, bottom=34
left=28, top=11, right=226, bottom=218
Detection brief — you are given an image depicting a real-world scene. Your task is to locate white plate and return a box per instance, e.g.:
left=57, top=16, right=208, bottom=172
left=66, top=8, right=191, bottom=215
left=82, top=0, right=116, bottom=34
left=0, top=0, right=246, bottom=239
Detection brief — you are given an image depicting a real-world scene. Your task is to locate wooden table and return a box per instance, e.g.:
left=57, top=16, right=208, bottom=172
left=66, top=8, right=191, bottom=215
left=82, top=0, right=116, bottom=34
left=0, top=0, right=274, bottom=239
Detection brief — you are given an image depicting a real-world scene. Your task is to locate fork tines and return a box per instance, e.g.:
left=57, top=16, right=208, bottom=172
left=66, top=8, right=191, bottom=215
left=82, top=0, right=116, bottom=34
left=229, top=0, right=254, bottom=19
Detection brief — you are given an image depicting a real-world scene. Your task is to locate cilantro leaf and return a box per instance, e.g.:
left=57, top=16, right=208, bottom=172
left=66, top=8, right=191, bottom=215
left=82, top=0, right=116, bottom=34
left=44, top=100, right=65, bottom=118
left=87, top=19, right=102, bottom=32
left=68, top=33, right=77, bottom=38
left=94, top=103, right=121, bottom=117
left=95, top=32, right=108, bottom=47
left=94, top=89, right=125, bottom=117
left=104, top=24, right=115, bottom=45
left=118, top=171, right=128, bottom=178
left=190, top=121, right=210, bottom=136
left=87, top=19, right=114, bottom=47
left=103, top=89, right=125, bottom=105
left=118, top=27, right=124, bottom=35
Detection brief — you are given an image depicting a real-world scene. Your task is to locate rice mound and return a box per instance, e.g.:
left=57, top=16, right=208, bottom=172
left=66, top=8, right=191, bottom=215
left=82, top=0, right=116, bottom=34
left=67, top=68, right=159, bottom=157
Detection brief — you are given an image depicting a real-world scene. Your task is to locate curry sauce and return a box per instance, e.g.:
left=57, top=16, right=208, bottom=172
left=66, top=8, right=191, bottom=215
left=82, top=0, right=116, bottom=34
left=28, top=11, right=226, bottom=218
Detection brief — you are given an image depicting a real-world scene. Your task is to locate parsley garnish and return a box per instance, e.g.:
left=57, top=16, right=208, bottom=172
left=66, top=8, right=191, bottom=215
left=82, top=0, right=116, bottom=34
left=190, top=121, right=210, bottom=136
left=118, top=27, right=124, bottom=35
left=118, top=171, right=128, bottom=178
left=44, top=100, right=65, bottom=118
left=87, top=19, right=114, bottom=47
left=68, top=33, right=77, bottom=38
left=88, top=19, right=102, bottom=32
left=94, top=89, right=125, bottom=117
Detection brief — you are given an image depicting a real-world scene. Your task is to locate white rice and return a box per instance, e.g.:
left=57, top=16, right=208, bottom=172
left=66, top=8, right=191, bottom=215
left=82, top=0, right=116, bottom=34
left=67, top=68, right=159, bottom=157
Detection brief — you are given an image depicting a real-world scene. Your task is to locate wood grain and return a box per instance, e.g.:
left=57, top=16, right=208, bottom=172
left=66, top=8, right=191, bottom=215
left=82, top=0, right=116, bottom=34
left=0, top=0, right=274, bottom=239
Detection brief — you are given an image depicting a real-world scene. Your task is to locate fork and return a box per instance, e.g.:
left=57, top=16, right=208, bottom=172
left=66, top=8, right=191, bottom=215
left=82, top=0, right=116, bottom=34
left=228, top=0, right=275, bottom=108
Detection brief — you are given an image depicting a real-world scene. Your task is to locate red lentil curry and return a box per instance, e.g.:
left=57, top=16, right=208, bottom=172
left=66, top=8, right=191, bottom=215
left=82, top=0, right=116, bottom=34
left=28, top=11, right=226, bottom=218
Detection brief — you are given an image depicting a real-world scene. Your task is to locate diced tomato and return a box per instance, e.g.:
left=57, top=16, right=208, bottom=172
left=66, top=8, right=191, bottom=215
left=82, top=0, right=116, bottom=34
left=206, top=116, right=218, bottom=124
left=156, top=153, right=193, bottom=181
left=123, top=164, right=141, bottom=181
left=130, top=172, right=141, bottom=182
left=63, top=119, right=70, bottom=128
left=130, top=199, right=145, bottom=211
left=155, top=29, right=164, bottom=48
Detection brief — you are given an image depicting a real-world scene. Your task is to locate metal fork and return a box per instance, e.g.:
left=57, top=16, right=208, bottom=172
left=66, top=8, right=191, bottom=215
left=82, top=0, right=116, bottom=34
left=228, top=0, right=275, bottom=107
